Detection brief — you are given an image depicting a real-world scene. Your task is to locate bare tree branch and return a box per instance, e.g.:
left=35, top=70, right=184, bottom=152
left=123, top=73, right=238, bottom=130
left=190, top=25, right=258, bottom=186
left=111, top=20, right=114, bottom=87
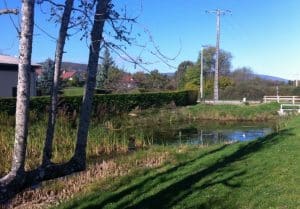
left=0, top=9, right=18, bottom=15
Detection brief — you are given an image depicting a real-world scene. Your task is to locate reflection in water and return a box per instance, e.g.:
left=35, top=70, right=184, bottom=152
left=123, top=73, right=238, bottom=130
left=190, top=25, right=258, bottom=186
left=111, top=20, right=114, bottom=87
left=110, top=120, right=275, bottom=147
left=151, top=121, right=274, bottom=146
left=177, top=128, right=273, bottom=146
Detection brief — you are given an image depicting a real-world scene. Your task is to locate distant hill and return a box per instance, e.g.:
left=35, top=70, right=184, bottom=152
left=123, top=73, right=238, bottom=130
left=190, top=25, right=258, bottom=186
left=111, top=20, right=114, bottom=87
left=61, top=62, right=87, bottom=71
left=38, top=61, right=88, bottom=71
left=161, top=72, right=175, bottom=77
left=161, top=72, right=288, bottom=83
left=256, top=74, right=288, bottom=83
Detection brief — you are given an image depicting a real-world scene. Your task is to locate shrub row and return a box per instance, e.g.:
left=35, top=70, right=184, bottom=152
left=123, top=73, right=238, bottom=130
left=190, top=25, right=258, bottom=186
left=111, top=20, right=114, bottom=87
left=0, top=90, right=198, bottom=115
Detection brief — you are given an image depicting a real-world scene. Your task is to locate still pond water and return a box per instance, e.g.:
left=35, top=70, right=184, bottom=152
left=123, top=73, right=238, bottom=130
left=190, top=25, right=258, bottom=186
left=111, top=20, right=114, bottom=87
left=131, top=120, right=275, bottom=146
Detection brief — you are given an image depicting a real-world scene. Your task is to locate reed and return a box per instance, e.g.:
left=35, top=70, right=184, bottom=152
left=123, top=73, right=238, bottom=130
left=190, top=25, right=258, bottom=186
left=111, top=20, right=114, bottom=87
left=0, top=112, right=157, bottom=176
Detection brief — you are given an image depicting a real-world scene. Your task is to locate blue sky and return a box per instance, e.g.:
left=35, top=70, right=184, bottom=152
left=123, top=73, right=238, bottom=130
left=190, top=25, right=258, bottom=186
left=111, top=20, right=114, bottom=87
left=0, top=0, right=300, bottom=80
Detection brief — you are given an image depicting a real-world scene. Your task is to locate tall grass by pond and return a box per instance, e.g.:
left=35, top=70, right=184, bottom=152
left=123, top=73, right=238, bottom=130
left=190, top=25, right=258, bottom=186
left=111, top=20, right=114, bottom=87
left=0, top=103, right=281, bottom=177
left=0, top=112, right=151, bottom=176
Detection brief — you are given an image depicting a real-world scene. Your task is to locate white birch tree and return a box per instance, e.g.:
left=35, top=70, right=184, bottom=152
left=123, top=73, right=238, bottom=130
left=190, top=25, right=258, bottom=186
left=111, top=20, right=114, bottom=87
left=0, top=0, right=35, bottom=201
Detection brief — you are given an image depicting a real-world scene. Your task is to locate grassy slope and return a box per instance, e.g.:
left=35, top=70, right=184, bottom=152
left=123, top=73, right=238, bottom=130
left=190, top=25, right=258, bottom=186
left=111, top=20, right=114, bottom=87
left=55, top=115, right=300, bottom=209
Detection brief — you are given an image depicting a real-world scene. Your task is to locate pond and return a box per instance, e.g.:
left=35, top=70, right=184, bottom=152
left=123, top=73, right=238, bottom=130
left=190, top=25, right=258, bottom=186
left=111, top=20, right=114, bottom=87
left=126, top=120, right=275, bottom=146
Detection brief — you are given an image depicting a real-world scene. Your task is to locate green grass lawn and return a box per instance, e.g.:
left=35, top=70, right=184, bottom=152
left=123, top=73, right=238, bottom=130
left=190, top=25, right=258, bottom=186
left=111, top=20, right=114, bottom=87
left=63, top=87, right=84, bottom=96
left=55, top=116, right=300, bottom=209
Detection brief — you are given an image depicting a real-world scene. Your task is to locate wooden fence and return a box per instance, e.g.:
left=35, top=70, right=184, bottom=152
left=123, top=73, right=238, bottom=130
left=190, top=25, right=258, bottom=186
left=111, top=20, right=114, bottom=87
left=263, top=96, right=300, bottom=104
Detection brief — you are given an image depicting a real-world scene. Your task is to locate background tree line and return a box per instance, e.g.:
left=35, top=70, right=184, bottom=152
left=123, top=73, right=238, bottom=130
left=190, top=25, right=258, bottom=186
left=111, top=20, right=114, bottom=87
left=37, top=45, right=299, bottom=100
left=176, top=46, right=298, bottom=100
left=38, top=47, right=177, bottom=94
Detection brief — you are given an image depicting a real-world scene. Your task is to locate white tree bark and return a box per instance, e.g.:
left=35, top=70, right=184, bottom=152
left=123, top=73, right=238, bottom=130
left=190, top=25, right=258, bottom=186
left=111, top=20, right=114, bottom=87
left=8, top=0, right=35, bottom=178
left=0, top=0, right=35, bottom=201
left=42, top=0, right=74, bottom=166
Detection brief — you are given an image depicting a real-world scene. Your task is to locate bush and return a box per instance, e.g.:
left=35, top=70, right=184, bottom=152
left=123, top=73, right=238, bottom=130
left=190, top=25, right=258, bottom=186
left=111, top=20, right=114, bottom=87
left=0, top=90, right=197, bottom=115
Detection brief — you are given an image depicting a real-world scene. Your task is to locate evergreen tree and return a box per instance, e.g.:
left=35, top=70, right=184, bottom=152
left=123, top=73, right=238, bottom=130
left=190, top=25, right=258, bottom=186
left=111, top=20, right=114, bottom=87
left=37, top=58, right=54, bottom=95
left=96, top=47, right=114, bottom=89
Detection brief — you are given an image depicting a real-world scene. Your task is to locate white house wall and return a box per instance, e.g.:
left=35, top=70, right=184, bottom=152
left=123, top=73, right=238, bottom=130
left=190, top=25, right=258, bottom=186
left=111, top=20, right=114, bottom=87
left=30, top=71, right=36, bottom=97
left=0, top=70, right=17, bottom=97
left=0, top=70, right=36, bottom=97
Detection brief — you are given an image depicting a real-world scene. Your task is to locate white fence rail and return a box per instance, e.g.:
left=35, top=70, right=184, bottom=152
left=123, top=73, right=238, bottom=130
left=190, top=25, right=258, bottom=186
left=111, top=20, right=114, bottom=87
left=278, top=104, right=300, bottom=115
left=263, top=96, right=300, bottom=104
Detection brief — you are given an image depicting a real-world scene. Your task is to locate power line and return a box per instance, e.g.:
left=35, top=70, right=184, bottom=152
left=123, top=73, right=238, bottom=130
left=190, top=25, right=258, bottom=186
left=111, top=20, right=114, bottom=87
left=2, top=0, right=20, bottom=34
left=206, top=9, right=232, bottom=101
left=34, top=23, right=57, bottom=40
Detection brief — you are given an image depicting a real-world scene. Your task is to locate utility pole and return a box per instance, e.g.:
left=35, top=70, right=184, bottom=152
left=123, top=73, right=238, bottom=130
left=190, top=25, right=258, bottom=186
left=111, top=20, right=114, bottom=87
left=207, top=9, right=231, bottom=102
left=293, top=74, right=300, bottom=87
left=200, top=46, right=204, bottom=101
left=197, top=45, right=208, bottom=102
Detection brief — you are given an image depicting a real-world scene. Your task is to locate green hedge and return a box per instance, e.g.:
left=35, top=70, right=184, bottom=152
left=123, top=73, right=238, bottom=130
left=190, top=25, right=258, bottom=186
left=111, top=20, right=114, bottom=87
left=0, top=90, right=198, bottom=115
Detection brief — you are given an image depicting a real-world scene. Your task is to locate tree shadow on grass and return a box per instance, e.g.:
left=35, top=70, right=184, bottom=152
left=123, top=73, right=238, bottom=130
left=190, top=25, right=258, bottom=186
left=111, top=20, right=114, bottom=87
left=62, top=144, right=229, bottom=209
left=62, top=129, right=293, bottom=209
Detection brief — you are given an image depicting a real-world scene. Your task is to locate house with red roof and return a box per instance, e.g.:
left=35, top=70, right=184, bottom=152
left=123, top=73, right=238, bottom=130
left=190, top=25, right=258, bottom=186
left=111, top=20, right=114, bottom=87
left=60, top=70, right=78, bottom=81
left=120, top=74, right=137, bottom=89
left=0, top=54, right=39, bottom=97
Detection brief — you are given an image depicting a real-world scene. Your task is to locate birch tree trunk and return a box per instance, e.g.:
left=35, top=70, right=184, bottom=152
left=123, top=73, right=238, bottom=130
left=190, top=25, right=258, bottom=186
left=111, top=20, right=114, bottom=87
left=73, top=0, right=109, bottom=167
left=42, top=0, right=74, bottom=166
left=0, top=0, right=35, bottom=201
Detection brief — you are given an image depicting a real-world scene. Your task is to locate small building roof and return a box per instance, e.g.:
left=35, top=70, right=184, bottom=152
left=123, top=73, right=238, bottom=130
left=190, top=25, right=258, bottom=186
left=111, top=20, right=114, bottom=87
left=35, top=68, right=43, bottom=76
left=121, top=75, right=135, bottom=83
left=61, top=70, right=78, bottom=80
left=0, top=54, right=40, bottom=67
